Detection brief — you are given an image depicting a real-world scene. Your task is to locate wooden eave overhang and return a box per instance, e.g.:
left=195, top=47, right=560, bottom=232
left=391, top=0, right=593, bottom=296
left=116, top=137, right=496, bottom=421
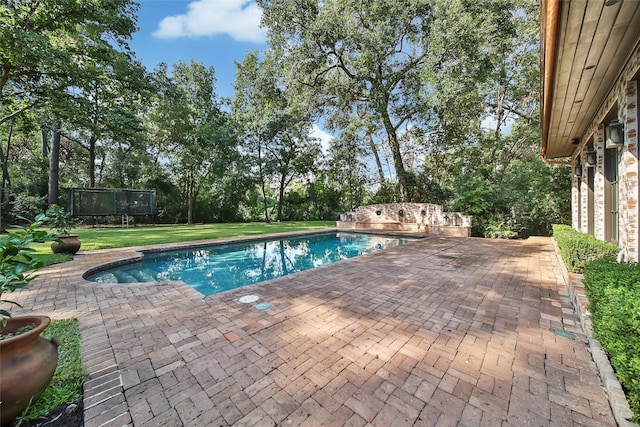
left=540, top=0, right=640, bottom=160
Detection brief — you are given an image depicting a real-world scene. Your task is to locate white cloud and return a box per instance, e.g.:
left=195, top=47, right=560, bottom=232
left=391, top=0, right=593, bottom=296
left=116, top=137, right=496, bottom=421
left=310, top=124, right=334, bottom=154
left=153, top=0, right=267, bottom=43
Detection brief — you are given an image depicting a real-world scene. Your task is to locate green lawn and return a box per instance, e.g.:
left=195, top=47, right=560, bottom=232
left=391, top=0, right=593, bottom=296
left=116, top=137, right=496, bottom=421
left=32, top=220, right=335, bottom=255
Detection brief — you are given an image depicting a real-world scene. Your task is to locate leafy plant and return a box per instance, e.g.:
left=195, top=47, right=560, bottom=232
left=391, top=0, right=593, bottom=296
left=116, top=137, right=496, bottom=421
left=483, top=216, right=518, bottom=239
left=45, top=205, right=80, bottom=237
left=552, top=224, right=618, bottom=273
left=583, top=260, right=640, bottom=422
left=0, top=215, right=51, bottom=325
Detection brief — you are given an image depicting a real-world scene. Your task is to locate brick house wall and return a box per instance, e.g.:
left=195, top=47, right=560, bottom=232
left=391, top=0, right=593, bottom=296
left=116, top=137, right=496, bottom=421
left=572, top=44, right=640, bottom=260
left=620, top=80, right=638, bottom=261
left=594, top=125, right=606, bottom=242
left=578, top=149, right=590, bottom=234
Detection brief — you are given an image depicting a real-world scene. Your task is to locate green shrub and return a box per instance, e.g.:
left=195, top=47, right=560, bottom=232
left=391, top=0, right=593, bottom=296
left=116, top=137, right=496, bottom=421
left=552, top=224, right=619, bottom=273
left=483, top=217, right=519, bottom=239
left=583, top=260, right=640, bottom=422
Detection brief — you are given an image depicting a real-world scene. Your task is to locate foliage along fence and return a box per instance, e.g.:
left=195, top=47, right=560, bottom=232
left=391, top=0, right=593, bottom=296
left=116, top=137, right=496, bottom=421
left=553, top=224, right=638, bottom=422
left=551, top=224, right=618, bottom=273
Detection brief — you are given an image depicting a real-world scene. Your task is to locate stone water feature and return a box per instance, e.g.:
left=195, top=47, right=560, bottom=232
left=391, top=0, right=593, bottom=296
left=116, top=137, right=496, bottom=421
left=337, top=203, right=472, bottom=237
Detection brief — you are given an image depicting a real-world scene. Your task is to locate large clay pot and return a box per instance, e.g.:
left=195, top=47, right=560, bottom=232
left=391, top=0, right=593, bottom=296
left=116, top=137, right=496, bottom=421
left=0, top=315, right=59, bottom=427
left=51, top=235, right=81, bottom=255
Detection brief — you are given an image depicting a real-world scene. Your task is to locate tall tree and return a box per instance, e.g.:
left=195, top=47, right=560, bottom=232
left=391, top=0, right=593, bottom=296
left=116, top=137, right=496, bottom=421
left=421, top=1, right=570, bottom=237
left=151, top=61, right=238, bottom=224
left=234, top=52, right=320, bottom=222
left=61, top=52, right=149, bottom=188
left=1, top=0, right=141, bottom=207
left=324, top=124, right=370, bottom=212
left=258, top=0, right=434, bottom=201
left=0, top=0, right=139, bottom=124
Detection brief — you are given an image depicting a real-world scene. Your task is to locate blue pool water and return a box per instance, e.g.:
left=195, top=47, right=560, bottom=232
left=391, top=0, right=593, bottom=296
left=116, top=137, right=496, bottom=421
left=86, top=232, right=418, bottom=296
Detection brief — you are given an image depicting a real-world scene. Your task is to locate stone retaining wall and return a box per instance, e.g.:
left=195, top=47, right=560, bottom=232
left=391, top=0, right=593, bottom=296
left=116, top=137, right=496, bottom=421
left=337, top=203, right=471, bottom=237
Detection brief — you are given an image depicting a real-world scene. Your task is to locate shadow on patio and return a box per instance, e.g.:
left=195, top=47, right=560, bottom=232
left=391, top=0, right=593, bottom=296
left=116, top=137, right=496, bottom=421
left=12, top=235, right=617, bottom=426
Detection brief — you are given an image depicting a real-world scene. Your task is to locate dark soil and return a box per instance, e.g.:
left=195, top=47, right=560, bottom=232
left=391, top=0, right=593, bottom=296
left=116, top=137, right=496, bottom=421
left=18, top=401, right=83, bottom=427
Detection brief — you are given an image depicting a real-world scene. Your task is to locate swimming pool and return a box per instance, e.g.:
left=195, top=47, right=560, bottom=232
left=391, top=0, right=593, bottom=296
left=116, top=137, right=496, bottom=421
left=85, top=232, right=419, bottom=296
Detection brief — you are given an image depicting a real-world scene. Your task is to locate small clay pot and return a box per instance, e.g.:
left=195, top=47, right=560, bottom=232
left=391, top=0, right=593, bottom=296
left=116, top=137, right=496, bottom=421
left=51, top=235, right=82, bottom=255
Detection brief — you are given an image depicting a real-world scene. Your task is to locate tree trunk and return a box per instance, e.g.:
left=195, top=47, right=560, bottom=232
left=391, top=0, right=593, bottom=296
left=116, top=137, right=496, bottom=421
left=1, top=123, right=13, bottom=192
left=277, top=173, right=286, bottom=221
left=41, top=128, right=49, bottom=156
left=48, top=122, right=61, bottom=205
left=486, top=85, right=506, bottom=171
left=367, top=132, right=386, bottom=185
left=0, top=122, right=13, bottom=231
left=187, top=171, right=195, bottom=224
left=260, top=173, right=270, bottom=223
left=88, top=135, right=97, bottom=187
left=258, top=143, right=270, bottom=223
left=187, top=197, right=194, bottom=224
left=380, top=112, right=409, bottom=201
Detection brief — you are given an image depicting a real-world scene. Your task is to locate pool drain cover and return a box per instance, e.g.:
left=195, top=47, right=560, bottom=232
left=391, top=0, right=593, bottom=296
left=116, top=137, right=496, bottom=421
left=255, top=302, right=272, bottom=310
left=550, top=328, right=576, bottom=340
left=239, top=295, right=259, bottom=303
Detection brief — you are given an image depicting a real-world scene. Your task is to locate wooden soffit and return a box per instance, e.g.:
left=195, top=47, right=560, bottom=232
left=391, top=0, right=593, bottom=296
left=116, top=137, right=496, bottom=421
left=541, top=0, right=640, bottom=159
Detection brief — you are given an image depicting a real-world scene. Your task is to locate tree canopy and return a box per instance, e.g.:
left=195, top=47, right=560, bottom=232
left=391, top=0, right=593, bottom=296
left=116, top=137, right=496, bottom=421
left=0, top=0, right=139, bottom=124
left=0, top=0, right=571, bottom=238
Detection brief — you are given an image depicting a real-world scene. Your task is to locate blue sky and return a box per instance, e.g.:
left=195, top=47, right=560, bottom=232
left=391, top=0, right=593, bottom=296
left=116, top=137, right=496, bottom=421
left=129, top=0, right=334, bottom=147
left=129, top=0, right=267, bottom=99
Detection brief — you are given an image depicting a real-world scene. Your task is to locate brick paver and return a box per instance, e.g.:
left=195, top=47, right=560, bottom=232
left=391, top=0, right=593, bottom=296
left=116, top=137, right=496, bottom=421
left=12, top=234, right=619, bottom=426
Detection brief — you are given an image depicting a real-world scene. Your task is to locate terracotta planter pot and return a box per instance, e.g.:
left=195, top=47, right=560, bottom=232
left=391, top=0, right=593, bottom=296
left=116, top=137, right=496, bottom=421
left=0, top=315, right=59, bottom=427
left=51, top=235, right=81, bottom=255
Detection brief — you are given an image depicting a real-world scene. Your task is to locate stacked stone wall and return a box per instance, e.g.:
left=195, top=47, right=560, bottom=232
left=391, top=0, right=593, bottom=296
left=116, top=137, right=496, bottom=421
left=338, top=203, right=472, bottom=237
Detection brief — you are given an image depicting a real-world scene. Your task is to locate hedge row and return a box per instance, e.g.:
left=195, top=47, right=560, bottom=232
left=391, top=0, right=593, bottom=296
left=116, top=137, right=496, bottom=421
left=552, top=224, right=619, bottom=273
left=583, top=260, right=640, bottom=422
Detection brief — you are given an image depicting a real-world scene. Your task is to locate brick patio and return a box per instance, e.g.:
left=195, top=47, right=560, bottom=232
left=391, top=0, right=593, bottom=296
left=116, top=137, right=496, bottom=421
left=13, top=233, right=619, bottom=426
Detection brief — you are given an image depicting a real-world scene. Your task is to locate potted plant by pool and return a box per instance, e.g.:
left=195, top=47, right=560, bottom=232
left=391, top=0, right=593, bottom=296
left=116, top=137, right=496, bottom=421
left=0, top=215, right=59, bottom=427
left=46, top=204, right=81, bottom=255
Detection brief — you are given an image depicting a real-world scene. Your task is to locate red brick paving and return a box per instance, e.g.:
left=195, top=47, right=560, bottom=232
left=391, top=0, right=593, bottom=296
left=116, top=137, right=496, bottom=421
left=12, top=234, right=618, bottom=426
